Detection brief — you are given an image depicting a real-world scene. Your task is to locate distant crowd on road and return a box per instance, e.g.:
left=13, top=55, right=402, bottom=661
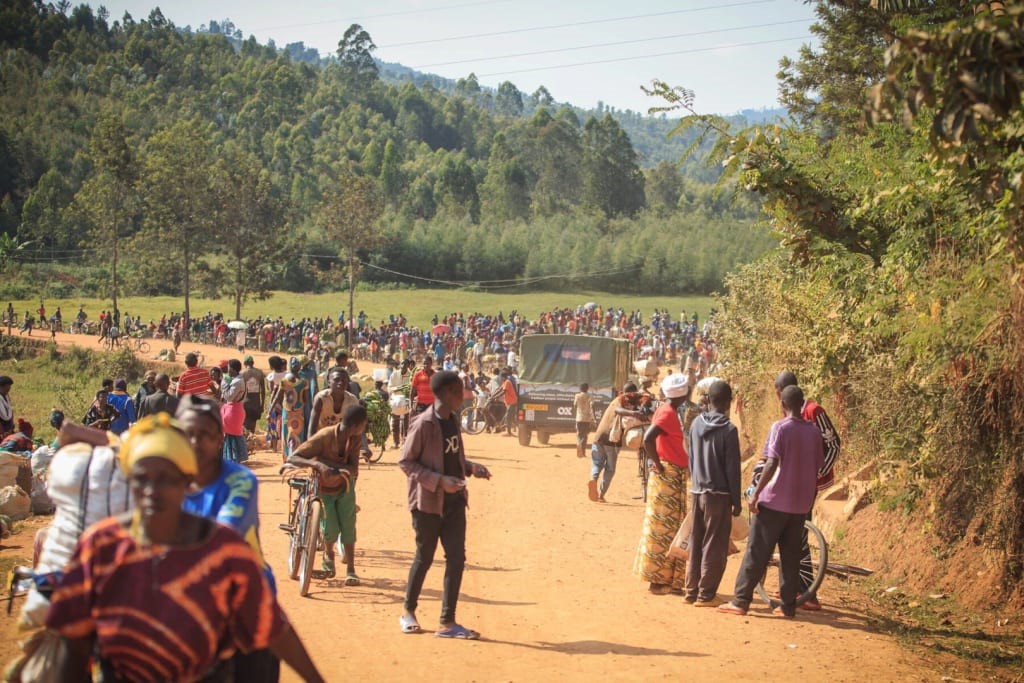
left=12, top=299, right=720, bottom=378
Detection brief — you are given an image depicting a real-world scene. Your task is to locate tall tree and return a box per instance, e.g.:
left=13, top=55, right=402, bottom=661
left=140, top=118, right=214, bottom=321
left=521, top=108, right=583, bottom=216
left=436, top=156, right=480, bottom=223
left=336, top=24, right=378, bottom=91
left=495, top=81, right=524, bottom=117
left=646, top=160, right=683, bottom=215
left=210, top=147, right=289, bottom=319
left=777, top=0, right=960, bottom=135
left=379, top=139, right=403, bottom=203
left=315, top=174, right=385, bottom=347
left=581, top=115, right=645, bottom=218
left=480, top=133, right=529, bottom=222
left=66, top=113, right=137, bottom=315
left=530, top=86, right=554, bottom=109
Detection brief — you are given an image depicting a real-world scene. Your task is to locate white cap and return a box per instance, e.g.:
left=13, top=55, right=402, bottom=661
left=661, top=373, right=690, bottom=399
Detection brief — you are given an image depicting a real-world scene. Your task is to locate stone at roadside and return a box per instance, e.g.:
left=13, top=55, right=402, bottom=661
left=0, top=485, right=31, bottom=520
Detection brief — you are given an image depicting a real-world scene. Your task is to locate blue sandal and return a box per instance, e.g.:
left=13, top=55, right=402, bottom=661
left=435, top=624, right=480, bottom=640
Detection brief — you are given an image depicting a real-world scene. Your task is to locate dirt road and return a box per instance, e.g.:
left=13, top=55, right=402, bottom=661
left=1, top=332, right=942, bottom=681
left=259, top=429, right=937, bottom=682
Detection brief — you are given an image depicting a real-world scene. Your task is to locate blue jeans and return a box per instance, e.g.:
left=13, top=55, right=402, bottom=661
left=590, top=443, right=619, bottom=497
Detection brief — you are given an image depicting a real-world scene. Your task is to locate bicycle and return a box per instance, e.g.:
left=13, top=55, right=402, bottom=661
left=747, top=518, right=875, bottom=608
left=753, top=520, right=829, bottom=608
left=279, top=466, right=327, bottom=597
left=637, top=445, right=650, bottom=502
left=128, top=334, right=150, bottom=355
left=461, top=395, right=516, bottom=436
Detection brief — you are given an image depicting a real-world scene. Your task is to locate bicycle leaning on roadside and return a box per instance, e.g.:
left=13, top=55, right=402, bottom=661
left=736, top=516, right=873, bottom=608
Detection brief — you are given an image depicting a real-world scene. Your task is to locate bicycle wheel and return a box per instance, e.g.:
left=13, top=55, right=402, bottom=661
left=286, top=497, right=304, bottom=580
left=638, top=447, right=649, bottom=502
left=367, top=440, right=385, bottom=463
left=461, top=407, right=487, bottom=435
left=755, top=520, right=828, bottom=607
left=299, top=499, right=322, bottom=597
left=137, top=340, right=150, bottom=354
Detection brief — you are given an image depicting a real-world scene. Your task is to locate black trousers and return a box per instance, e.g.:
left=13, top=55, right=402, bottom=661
left=732, top=505, right=805, bottom=613
left=404, top=496, right=467, bottom=624
left=685, top=493, right=733, bottom=601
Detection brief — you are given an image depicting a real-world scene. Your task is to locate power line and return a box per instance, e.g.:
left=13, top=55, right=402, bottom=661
left=360, top=261, right=644, bottom=289
left=379, top=0, right=778, bottom=48
left=298, top=254, right=641, bottom=288
left=414, top=18, right=810, bottom=69
left=478, top=35, right=812, bottom=77
left=251, top=0, right=514, bottom=33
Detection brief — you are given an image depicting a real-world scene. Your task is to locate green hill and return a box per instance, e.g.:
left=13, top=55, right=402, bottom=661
left=0, top=2, right=774, bottom=309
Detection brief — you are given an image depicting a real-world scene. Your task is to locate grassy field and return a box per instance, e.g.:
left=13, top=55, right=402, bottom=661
left=3, top=288, right=712, bottom=441
left=6, top=288, right=714, bottom=329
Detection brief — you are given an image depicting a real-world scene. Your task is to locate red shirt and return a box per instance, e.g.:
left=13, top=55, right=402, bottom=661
left=177, top=366, right=212, bottom=396
left=652, top=402, right=687, bottom=468
left=502, top=379, right=517, bottom=406
left=411, top=369, right=435, bottom=406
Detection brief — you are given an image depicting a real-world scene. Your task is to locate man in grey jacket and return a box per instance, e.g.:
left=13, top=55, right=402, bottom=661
left=685, top=380, right=741, bottom=606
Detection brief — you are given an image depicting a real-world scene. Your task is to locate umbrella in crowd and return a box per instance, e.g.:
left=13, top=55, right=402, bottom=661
left=227, top=320, right=247, bottom=330
left=432, top=323, right=451, bottom=335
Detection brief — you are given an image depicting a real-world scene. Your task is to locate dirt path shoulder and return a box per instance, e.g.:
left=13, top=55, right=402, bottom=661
left=261, top=430, right=941, bottom=682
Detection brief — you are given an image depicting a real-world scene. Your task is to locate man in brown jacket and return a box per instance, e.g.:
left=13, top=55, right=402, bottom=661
left=399, top=371, right=491, bottom=639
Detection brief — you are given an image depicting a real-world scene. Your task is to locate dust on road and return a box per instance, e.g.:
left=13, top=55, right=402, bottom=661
left=261, top=429, right=936, bottom=682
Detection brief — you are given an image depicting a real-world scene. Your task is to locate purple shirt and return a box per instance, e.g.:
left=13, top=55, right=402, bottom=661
left=759, top=417, right=824, bottom=514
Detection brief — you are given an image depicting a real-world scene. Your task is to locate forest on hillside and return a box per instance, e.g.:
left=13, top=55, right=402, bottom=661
left=700, top=0, right=1024, bottom=606
left=0, top=0, right=772, bottom=312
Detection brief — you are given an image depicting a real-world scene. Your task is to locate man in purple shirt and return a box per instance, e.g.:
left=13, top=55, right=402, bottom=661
left=718, top=385, right=824, bottom=618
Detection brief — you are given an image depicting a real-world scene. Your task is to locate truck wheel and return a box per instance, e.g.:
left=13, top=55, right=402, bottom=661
left=536, top=431, right=550, bottom=445
left=517, top=427, right=532, bottom=447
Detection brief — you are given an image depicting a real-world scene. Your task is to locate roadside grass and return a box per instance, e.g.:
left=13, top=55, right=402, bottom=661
left=1, top=339, right=146, bottom=445
left=858, top=576, right=1024, bottom=677
left=6, top=289, right=714, bottom=330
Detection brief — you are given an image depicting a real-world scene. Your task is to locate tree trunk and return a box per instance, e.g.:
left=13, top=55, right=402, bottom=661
left=235, top=256, right=242, bottom=321
left=347, top=254, right=355, bottom=349
left=184, top=241, right=191, bottom=323
left=111, top=219, right=119, bottom=317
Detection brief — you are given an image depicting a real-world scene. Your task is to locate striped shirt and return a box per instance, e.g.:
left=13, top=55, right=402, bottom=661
left=46, top=516, right=286, bottom=682
left=176, top=366, right=211, bottom=396
left=801, top=400, right=841, bottom=491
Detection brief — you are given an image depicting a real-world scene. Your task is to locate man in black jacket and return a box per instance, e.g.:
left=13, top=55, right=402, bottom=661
left=138, top=374, right=180, bottom=418
left=685, top=380, right=741, bottom=606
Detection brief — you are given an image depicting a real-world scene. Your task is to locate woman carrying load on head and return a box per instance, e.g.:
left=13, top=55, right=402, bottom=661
left=634, top=373, right=692, bottom=595
left=44, top=413, right=325, bottom=683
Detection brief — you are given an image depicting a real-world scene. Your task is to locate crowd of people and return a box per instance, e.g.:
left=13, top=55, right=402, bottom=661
left=0, top=297, right=847, bottom=681
left=20, top=300, right=720, bottom=376
left=570, top=367, right=839, bottom=614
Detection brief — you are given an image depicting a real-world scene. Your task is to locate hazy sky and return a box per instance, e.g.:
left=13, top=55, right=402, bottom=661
left=94, top=0, right=818, bottom=115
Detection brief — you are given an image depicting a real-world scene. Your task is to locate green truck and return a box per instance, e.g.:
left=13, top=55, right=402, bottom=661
left=515, top=334, right=633, bottom=447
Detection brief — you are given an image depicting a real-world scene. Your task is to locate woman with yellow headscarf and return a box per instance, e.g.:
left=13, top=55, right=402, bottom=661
left=44, top=414, right=325, bottom=683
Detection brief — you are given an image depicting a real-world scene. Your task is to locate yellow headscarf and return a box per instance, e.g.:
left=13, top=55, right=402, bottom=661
left=119, top=413, right=197, bottom=476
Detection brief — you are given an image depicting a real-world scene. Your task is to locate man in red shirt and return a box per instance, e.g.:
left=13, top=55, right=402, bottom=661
left=500, top=370, right=518, bottom=436
left=410, top=356, right=435, bottom=416
left=176, top=353, right=212, bottom=397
